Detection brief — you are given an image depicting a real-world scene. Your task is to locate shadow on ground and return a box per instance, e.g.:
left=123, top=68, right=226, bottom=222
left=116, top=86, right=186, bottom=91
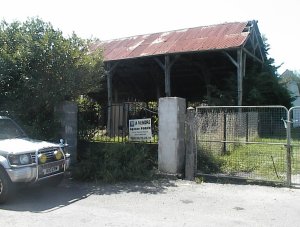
left=0, top=175, right=177, bottom=213
left=199, top=174, right=287, bottom=188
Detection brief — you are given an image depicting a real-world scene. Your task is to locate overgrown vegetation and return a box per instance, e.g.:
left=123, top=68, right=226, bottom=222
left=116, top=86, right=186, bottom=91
left=0, top=18, right=104, bottom=139
left=200, top=37, right=292, bottom=108
left=197, top=139, right=300, bottom=182
left=243, top=37, right=292, bottom=108
left=197, top=148, right=223, bottom=174
left=77, top=96, right=103, bottom=141
left=73, top=143, right=157, bottom=182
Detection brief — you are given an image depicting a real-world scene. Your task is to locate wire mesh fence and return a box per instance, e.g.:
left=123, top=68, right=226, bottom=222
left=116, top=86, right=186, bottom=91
left=195, top=106, right=289, bottom=183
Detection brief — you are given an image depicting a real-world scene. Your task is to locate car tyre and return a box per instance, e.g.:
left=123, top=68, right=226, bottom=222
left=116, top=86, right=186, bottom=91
left=0, top=168, right=13, bottom=204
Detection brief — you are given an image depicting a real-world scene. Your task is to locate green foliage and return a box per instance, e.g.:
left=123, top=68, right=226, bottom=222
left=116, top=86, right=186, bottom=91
left=197, top=148, right=223, bottom=173
left=202, top=36, right=292, bottom=107
left=77, top=96, right=102, bottom=141
left=73, top=143, right=157, bottom=182
left=198, top=138, right=300, bottom=182
left=243, top=67, right=292, bottom=108
left=242, top=36, right=292, bottom=108
left=0, top=18, right=104, bottom=139
left=218, top=142, right=288, bottom=181
left=205, top=75, right=236, bottom=106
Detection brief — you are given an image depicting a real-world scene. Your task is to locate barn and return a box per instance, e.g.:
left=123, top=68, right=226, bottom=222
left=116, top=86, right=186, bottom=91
left=90, top=20, right=265, bottom=107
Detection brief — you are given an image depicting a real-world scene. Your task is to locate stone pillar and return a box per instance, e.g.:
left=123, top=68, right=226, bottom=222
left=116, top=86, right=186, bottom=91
left=55, top=101, right=78, bottom=164
left=158, top=97, right=186, bottom=174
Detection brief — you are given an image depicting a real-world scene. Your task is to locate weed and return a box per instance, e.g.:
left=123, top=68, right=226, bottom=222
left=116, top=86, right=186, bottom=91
left=73, top=143, right=157, bottom=182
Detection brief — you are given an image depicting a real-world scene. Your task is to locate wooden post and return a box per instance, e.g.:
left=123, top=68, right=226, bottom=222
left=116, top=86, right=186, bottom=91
left=222, top=112, right=227, bottom=154
left=107, top=71, right=112, bottom=136
left=105, top=62, right=118, bottom=137
left=223, top=49, right=245, bottom=106
left=185, top=107, right=196, bottom=180
left=237, top=49, right=243, bottom=106
left=165, top=55, right=171, bottom=97
left=154, top=55, right=180, bottom=98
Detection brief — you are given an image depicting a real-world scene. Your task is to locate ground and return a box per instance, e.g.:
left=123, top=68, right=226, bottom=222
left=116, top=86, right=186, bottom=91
left=0, top=177, right=300, bottom=227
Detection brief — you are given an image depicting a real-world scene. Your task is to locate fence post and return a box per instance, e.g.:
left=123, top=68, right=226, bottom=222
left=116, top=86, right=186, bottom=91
left=185, top=107, right=196, bottom=180
left=246, top=112, right=249, bottom=142
left=222, top=112, right=227, bottom=154
left=286, top=111, right=292, bottom=187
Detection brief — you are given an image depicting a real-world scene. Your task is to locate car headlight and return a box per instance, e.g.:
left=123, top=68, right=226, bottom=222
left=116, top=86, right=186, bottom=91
left=8, top=154, right=32, bottom=165
left=54, top=150, right=63, bottom=160
left=19, top=154, right=31, bottom=165
left=38, top=153, right=47, bottom=164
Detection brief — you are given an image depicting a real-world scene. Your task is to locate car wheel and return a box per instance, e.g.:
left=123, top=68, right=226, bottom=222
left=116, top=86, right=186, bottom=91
left=0, top=168, right=12, bottom=204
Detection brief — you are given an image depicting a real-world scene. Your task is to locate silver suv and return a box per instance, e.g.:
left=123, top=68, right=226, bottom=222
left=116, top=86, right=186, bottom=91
left=0, top=116, right=70, bottom=203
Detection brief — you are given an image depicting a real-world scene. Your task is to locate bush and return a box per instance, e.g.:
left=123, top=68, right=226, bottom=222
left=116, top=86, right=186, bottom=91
left=197, top=148, right=223, bottom=174
left=77, top=96, right=102, bottom=141
left=0, top=18, right=104, bottom=140
left=73, top=143, right=157, bottom=182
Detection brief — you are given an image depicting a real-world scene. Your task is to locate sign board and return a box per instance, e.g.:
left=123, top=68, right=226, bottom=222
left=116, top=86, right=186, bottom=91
left=129, top=118, right=152, bottom=142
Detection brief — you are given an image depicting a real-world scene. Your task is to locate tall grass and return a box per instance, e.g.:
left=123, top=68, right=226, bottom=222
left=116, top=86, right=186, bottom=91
left=73, top=143, right=157, bottom=182
left=198, top=138, right=300, bottom=182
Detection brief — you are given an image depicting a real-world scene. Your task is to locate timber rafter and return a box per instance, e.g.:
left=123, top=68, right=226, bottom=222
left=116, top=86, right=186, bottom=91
left=242, top=20, right=265, bottom=64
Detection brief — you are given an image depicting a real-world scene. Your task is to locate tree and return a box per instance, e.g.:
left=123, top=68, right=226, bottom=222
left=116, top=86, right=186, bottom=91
left=243, top=37, right=292, bottom=108
left=0, top=18, right=105, bottom=139
left=198, top=36, right=292, bottom=107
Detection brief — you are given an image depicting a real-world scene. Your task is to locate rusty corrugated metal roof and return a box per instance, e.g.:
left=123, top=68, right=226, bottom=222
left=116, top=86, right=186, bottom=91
left=91, top=21, right=251, bottom=62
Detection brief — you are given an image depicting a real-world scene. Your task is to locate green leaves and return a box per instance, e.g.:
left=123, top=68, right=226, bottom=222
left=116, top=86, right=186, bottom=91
left=73, top=143, right=156, bottom=182
left=0, top=18, right=104, bottom=139
left=243, top=67, right=292, bottom=107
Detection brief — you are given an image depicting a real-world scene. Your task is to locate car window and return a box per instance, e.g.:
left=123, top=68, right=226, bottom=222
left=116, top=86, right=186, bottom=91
left=0, top=119, right=26, bottom=139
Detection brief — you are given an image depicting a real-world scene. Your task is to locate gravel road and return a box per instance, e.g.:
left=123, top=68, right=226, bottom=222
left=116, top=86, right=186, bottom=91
left=0, top=177, right=300, bottom=227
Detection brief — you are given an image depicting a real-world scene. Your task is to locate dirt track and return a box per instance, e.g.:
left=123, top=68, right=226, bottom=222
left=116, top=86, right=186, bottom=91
left=0, top=177, right=300, bottom=226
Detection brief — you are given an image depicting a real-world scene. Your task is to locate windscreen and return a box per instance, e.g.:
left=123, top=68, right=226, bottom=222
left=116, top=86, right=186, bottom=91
left=0, top=119, right=26, bottom=139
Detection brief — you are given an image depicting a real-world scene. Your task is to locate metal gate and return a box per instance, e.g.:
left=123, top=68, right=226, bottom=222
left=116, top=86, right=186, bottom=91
left=94, top=102, right=158, bottom=143
left=289, top=107, right=300, bottom=185
left=194, top=106, right=300, bottom=186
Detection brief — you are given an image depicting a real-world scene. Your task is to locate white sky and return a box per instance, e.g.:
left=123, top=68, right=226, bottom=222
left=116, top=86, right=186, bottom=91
left=0, top=0, right=299, bottom=74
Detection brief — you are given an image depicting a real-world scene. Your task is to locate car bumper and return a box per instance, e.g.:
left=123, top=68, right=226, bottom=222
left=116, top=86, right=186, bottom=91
left=6, top=158, right=70, bottom=183
left=65, top=154, right=71, bottom=169
left=6, top=166, right=37, bottom=182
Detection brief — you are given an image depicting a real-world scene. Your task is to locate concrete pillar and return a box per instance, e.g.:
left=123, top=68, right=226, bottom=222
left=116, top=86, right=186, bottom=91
left=55, top=101, right=78, bottom=164
left=185, top=107, right=196, bottom=180
left=158, top=97, right=186, bottom=174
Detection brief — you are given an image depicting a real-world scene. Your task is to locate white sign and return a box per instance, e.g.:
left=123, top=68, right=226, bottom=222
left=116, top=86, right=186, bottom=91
left=129, top=118, right=152, bottom=142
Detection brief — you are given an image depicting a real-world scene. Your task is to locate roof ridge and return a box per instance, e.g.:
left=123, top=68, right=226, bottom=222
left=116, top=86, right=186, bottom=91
left=100, top=21, right=251, bottom=43
left=92, top=20, right=257, bottom=61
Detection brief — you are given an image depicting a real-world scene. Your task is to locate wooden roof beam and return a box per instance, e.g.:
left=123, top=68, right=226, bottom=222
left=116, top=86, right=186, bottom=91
left=154, top=55, right=180, bottom=97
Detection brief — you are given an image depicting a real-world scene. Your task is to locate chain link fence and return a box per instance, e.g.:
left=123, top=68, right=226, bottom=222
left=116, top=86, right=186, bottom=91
left=195, top=106, right=294, bottom=184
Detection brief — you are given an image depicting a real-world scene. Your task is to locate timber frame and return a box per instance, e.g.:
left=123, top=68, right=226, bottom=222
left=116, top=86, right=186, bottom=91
left=103, top=21, right=266, bottom=106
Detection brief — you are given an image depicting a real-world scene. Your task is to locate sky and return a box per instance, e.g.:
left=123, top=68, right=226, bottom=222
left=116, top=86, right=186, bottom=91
left=0, top=0, right=299, bottom=74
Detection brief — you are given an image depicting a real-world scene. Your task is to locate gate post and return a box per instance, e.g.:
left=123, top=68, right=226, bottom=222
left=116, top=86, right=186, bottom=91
left=185, top=107, right=196, bottom=180
left=55, top=101, right=78, bottom=164
left=286, top=110, right=292, bottom=187
left=158, top=97, right=186, bottom=174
